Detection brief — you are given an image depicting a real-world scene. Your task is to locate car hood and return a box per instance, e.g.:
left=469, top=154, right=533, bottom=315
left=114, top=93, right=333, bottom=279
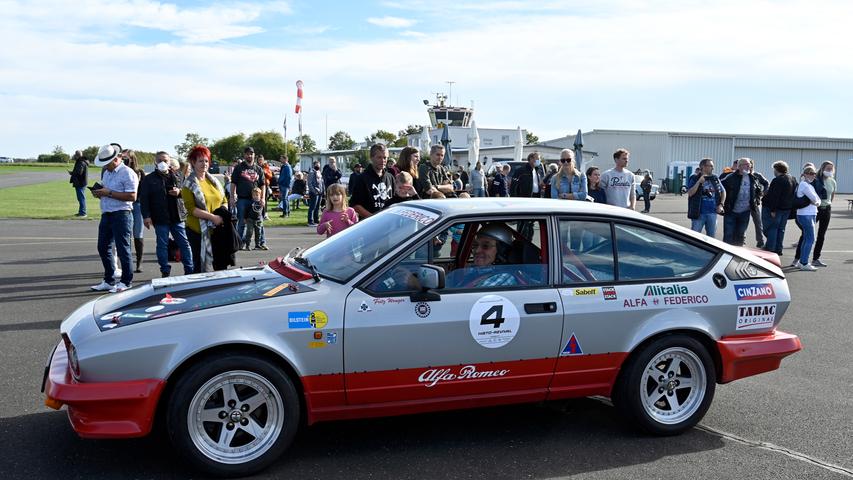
left=92, top=266, right=315, bottom=331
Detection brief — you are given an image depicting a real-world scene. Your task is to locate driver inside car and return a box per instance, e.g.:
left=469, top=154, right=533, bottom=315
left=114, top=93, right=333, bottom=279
left=447, top=223, right=521, bottom=288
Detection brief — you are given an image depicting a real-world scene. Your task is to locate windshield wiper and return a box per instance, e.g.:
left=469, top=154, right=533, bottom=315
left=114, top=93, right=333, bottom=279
left=293, top=255, right=320, bottom=283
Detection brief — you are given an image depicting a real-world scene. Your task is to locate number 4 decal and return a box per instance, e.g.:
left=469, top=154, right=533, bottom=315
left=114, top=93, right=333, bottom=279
left=480, top=305, right=506, bottom=329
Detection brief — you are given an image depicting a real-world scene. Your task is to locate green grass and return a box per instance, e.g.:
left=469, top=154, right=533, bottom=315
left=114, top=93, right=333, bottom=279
left=0, top=178, right=313, bottom=227
left=0, top=163, right=74, bottom=174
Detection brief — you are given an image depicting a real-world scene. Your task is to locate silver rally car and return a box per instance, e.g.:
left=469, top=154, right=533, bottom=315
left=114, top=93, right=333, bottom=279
left=43, top=198, right=802, bottom=477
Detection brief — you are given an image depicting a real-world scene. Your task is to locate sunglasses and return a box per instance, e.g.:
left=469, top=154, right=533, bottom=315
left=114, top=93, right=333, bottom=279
left=560, top=158, right=572, bottom=164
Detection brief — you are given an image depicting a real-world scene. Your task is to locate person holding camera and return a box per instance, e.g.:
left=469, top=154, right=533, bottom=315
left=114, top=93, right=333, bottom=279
left=686, top=157, right=725, bottom=237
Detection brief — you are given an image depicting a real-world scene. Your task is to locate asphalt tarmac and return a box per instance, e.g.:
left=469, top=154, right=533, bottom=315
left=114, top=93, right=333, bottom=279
left=1, top=194, right=851, bottom=479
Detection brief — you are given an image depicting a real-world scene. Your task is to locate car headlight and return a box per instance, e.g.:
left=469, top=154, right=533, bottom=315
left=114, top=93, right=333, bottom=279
left=61, top=333, right=80, bottom=378
left=724, top=258, right=774, bottom=280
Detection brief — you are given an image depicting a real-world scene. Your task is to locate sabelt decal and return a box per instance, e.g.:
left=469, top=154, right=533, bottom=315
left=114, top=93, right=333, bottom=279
left=469, top=295, right=521, bottom=349
left=418, top=365, right=510, bottom=388
left=736, top=304, right=776, bottom=330
left=735, top=283, right=776, bottom=301
left=603, top=287, right=617, bottom=300
left=573, top=287, right=598, bottom=296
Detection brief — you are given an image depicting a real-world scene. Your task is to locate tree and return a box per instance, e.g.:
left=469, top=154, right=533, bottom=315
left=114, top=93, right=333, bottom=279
left=525, top=131, right=539, bottom=145
left=394, top=125, right=422, bottom=147
left=345, top=150, right=370, bottom=170
left=175, top=132, right=210, bottom=159
left=82, top=145, right=99, bottom=161
left=328, top=131, right=356, bottom=151
left=37, top=145, right=70, bottom=163
left=245, top=131, right=288, bottom=161
left=365, top=129, right=396, bottom=146
left=210, top=133, right=247, bottom=164
left=296, top=134, right=317, bottom=153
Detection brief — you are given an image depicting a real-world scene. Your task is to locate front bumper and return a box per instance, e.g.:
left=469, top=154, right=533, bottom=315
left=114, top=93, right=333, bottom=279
left=716, top=330, right=802, bottom=383
left=42, top=342, right=166, bottom=439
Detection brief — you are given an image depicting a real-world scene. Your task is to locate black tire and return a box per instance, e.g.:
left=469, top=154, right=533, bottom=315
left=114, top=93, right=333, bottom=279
left=166, top=353, right=300, bottom=477
left=613, top=335, right=716, bottom=436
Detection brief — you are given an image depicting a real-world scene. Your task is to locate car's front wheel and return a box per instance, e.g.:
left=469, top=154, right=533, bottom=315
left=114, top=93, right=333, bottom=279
left=613, top=335, right=715, bottom=435
left=166, top=354, right=300, bottom=477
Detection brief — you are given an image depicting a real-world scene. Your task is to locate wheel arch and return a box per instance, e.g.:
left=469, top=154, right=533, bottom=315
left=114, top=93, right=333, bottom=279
left=611, top=328, right=723, bottom=397
left=154, top=343, right=307, bottom=431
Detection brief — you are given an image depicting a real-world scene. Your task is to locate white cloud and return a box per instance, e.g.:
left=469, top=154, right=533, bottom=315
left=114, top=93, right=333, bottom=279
left=366, top=16, right=416, bottom=28
left=400, top=30, right=426, bottom=37
left=2, top=0, right=853, bottom=156
left=0, top=0, right=291, bottom=43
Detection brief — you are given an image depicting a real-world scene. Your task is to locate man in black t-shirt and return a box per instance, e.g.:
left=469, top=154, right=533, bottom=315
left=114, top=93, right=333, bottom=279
left=349, top=144, right=394, bottom=218
left=230, top=146, right=267, bottom=248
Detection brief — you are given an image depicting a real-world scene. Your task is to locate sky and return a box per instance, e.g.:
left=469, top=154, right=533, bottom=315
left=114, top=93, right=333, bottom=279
left=1, top=0, right=852, bottom=157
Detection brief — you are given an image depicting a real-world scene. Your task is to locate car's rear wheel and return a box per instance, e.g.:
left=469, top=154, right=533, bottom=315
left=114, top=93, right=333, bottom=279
left=167, top=354, right=299, bottom=477
left=613, top=335, right=715, bottom=435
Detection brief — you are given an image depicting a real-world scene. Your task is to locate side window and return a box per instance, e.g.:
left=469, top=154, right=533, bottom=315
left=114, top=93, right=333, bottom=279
left=614, top=224, right=714, bottom=280
left=365, top=220, right=550, bottom=295
left=446, top=220, right=548, bottom=290
left=364, top=242, right=429, bottom=294
left=559, top=220, right=615, bottom=284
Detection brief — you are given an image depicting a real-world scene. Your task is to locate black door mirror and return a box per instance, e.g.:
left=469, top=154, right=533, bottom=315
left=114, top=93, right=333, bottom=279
left=410, top=265, right=444, bottom=302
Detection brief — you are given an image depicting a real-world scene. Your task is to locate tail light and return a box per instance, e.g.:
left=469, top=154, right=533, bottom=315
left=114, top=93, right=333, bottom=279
left=61, top=333, right=80, bottom=378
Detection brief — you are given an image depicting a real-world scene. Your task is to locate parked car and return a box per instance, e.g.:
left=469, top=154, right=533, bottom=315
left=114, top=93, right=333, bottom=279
left=43, top=199, right=801, bottom=477
left=634, top=173, right=660, bottom=200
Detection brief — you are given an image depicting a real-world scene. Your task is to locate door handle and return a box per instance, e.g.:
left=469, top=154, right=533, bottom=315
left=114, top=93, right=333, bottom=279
left=524, top=302, right=557, bottom=314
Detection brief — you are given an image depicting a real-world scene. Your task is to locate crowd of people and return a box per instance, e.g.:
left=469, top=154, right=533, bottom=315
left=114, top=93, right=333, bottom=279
left=74, top=139, right=837, bottom=292
left=685, top=156, right=836, bottom=271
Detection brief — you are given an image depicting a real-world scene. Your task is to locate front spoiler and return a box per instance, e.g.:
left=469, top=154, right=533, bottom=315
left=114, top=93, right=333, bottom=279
left=43, top=343, right=165, bottom=438
left=716, top=330, right=802, bottom=383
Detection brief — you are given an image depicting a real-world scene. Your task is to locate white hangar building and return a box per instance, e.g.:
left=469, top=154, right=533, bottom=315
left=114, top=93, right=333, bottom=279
left=543, top=129, right=853, bottom=193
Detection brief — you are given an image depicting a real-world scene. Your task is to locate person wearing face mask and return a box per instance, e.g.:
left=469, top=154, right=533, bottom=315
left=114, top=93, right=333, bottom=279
left=511, top=151, right=546, bottom=198
left=808, top=161, right=836, bottom=267
left=138, top=152, right=194, bottom=277
left=790, top=165, right=822, bottom=271
left=721, top=157, right=757, bottom=246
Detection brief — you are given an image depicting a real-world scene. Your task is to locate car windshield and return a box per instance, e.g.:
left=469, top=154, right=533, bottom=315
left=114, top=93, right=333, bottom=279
left=299, top=205, right=441, bottom=282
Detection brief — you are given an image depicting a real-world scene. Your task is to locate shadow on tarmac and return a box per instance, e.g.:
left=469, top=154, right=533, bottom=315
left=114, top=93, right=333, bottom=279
left=1, top=399, right=725, bottom=479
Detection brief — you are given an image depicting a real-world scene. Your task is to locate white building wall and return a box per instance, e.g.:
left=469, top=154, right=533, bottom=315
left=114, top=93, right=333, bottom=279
left=580, top=130, right=670, bottom=177
left=836, top=151, right=853, bottom=194
left=670, top=135, right=734, bottom=166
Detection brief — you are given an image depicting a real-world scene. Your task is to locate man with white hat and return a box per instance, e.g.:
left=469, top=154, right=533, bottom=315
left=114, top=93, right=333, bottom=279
left=90, top=143, right=139, bottom=293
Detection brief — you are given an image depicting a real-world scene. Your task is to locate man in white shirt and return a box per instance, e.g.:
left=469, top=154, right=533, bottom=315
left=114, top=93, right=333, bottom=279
left=90, top=143, right=139, bottom=293
left=600, top=148, right=636, bottom=209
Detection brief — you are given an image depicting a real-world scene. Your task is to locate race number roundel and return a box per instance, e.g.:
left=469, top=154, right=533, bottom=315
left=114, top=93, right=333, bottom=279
left=469, top=295, right=520, bottom=348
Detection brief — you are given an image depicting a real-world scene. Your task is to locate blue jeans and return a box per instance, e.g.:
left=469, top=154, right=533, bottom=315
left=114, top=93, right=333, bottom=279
left=97, top=210, right=133, bottom=285
left=131, top=202, right=144, bottom=239
left=279, top=188, right=291, bottom=215
left=691, top=213, right=718, bottom=237
left=236, top=198, right=253, bottom=241
left=472, top=187, right=485, bottom=198
left=723, top=210, right=750, bottom=245
left=243, top=219, right=265, bottom=247
left=308, top=193, right=321, bottom=224
left=796, top=215, right=816, bottom=265
left=154, top=222, right=194, bottom=276
left=74, top=186, right=86, bottom=216
left=761, top=207, right=789, bottom=254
